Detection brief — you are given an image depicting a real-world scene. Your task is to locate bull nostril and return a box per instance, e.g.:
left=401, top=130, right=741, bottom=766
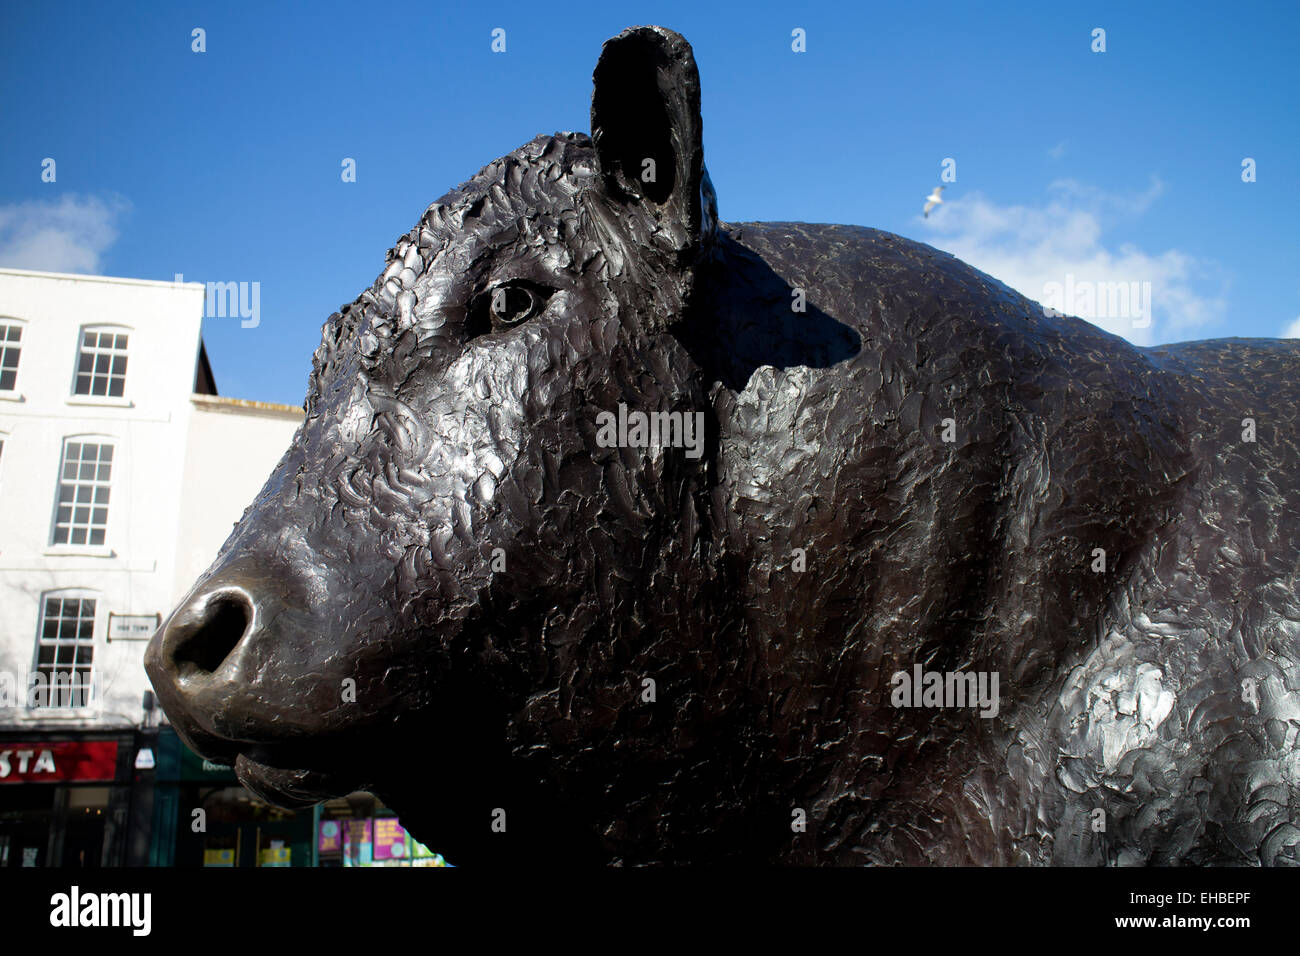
left=174, top=593, right=252, bottom=676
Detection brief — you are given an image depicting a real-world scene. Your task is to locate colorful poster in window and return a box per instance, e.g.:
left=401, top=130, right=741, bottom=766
left=203, top=848, right=234, bottom=867
left=409, top=838, right=451, bottom=866
left=342, top=819, right=372, bottom=867
left=318, top=819, right=341, bottom=854
left=373, top=818, right=408, bottom=861
left=411, top=852, right=452, bottom=867
left=260, top=843, right=291, bottom=867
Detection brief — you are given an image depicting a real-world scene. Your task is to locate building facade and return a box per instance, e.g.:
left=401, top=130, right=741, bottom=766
left=0, top=267, right=302, bottom=867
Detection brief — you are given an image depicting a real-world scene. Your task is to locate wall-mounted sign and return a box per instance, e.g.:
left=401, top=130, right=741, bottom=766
left=0, top=741, right=118, bottom=783
left=108, top=613, right=161, bottom=642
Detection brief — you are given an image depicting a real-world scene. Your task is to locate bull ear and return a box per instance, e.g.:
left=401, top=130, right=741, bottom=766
left=590, top=25, right=718, bottom=257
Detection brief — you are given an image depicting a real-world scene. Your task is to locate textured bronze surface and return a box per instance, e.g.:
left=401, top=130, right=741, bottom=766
left=145, top=26, right=1300, bottom=865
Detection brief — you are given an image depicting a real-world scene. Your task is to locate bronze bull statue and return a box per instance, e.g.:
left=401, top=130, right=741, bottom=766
left=145, top=25, right=1300, bottom=866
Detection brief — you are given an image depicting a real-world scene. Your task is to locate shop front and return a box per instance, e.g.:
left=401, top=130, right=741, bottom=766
left=150, top=726, right=315, bottom=867
left=150, top=726, right=450, bottom=866
left=0, top=733, right=135, bottom=867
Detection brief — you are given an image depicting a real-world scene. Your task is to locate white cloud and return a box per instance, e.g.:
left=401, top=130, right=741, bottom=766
left=1047, top=141, right=1067, bottom=160
left=0, top=194, right=130, bottom=274
left=919, top=179, right=1227, bottom=347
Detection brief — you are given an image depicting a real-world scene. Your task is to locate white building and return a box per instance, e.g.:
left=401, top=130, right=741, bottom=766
left=0, top=267, right=301, bottom=866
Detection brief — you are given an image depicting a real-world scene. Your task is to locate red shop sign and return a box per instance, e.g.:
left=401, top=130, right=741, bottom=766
left=0, top=741, right=119, bottom=783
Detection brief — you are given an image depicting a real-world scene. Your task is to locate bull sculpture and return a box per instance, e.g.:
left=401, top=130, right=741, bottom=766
left=145, top=25, right=1300, bottom=865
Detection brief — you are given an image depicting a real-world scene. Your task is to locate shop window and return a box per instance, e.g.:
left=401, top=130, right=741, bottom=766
left=51, top=439, right=113, bottom=547
left=73, top=327, right=129, bottom=397
left=31, top=593, right=97, bottom=708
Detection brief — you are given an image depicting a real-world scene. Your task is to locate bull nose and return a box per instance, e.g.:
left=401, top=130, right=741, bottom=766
left=145, top=587, right=255, bottom=696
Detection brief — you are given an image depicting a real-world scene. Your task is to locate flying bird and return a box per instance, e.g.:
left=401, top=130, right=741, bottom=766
left=923, top=186, right=945, bottom=218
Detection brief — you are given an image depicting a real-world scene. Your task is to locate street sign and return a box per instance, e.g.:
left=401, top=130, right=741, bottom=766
left=108, top=613, right=161, bottom=642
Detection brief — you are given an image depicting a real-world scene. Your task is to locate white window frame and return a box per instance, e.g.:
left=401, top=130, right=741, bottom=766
left=69, top=324, right=131, bottom=404
left=49, top=435, right=116, bottom=551
left=0, top=317, right=26, bottom=401
left=28, top=588, right=101, bottom=713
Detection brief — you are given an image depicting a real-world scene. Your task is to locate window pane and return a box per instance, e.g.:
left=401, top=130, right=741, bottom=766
left=91, top=377, right=107, bottom=396
left=115, top=334, right=127, bottom=350
left=53, top=443, right=111, bottom=548
left=110, top=355, right=126, bottom=375
left=108, top=378, right=124, bottom=397
left=33, top=582, right=98, bottom=711
left=0, top=369, right=14, bottom=390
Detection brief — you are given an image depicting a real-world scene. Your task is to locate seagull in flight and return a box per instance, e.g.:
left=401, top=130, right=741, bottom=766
left=923, top=186, right=945, bottom=218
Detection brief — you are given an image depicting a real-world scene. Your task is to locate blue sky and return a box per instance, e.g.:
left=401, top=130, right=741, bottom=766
left=1, top=0, right=1296, bottom=406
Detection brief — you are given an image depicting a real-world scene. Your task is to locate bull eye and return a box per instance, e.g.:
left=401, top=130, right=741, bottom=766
left=466, top=280, right=553, bottom=335
left=489, top=284, right=538, bottom=326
